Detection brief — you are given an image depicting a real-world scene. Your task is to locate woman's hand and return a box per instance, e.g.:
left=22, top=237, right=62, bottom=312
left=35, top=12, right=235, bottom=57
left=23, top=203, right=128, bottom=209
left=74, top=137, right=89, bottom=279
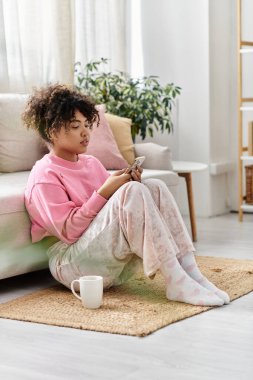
left=125, top=165, right=143, bottom=182
left=97, top=169, right=132, bottom=199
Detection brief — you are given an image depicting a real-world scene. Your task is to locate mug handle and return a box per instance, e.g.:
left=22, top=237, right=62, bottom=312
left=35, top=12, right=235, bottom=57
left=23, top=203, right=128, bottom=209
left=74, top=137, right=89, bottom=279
left=71, top=279, right=82, bottom=300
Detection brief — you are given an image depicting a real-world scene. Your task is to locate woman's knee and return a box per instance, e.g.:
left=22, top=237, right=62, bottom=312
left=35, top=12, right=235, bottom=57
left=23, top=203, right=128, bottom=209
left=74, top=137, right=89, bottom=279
left=116, top=181, right=152, bottom=204
left=143, top=178, right=169, bottom=193
left=121, top=180, right=147, bottom=193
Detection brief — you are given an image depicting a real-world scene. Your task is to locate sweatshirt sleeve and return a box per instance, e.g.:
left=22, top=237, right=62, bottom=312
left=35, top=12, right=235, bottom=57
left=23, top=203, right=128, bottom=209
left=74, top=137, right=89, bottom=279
left=29, top=183, right=108, bottom=244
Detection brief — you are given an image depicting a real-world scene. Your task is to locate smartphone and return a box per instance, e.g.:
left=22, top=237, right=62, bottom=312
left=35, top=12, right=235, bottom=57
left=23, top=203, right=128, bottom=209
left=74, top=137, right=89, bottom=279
left=128, top=156, right=145, bottom=171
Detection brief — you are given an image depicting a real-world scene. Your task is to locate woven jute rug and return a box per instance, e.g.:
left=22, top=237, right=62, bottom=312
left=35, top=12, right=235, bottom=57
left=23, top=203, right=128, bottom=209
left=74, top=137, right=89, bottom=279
left=0, top=256, right=253, bottom=337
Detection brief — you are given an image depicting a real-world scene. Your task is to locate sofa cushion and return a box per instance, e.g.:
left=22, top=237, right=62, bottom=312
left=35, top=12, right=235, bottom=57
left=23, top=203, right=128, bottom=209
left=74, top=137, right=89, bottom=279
left=134, top=143, right=173, bottom=170
left=0, top=94, right=49, bottom=173
left=0, top=171, right=30, bottom=214
left=86, top=105, right=128, bottom=169
left=141, top=169, right=178, bottom=187
left=0, top=171, right=31, bottom=246
left=104, top=113, right=135, bottom=165
left=0, top=244, right=49, bottom=280
left=0, top=170, right=49, bottom=280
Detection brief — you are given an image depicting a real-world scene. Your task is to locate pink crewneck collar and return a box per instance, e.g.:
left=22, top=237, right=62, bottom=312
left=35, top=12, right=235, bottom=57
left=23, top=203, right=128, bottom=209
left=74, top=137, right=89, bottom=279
left=46, top=153, right=84, bottom=169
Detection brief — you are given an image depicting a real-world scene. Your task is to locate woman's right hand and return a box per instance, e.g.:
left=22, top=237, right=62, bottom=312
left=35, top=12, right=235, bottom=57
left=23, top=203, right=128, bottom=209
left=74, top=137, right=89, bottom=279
left=97, top=170, right=132, bottom=199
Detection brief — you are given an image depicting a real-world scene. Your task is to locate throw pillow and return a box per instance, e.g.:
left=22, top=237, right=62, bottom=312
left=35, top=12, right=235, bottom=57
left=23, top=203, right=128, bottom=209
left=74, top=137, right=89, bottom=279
left=104, top=113, right=135, bottom=165
left=134, top=142, right=173, bottom=170
left=0, top=94, right=49, bottom=173
left=86, top=105, right=128, bottom=169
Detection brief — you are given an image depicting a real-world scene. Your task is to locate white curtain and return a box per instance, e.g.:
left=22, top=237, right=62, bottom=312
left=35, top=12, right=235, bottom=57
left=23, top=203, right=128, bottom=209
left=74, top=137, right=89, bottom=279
left=0, top=0, right=128, bottom=93
left=75, top=0, right=127, bottom=73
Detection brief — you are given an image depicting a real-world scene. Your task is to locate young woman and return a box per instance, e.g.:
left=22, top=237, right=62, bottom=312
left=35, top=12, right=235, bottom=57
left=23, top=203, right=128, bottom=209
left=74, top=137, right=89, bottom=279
left=23, top=84, right=229, bottom=306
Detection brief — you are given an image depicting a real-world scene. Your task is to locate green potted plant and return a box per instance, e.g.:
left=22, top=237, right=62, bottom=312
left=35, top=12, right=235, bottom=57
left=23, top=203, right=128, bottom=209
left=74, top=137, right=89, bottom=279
left=74, top=58, right=181, bottom=141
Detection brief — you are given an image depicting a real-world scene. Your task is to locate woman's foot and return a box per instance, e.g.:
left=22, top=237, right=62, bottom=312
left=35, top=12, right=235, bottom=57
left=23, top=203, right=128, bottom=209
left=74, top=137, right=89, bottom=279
left=178, top=252, right=230, bottom=304
left=160, top=257, right=224, bottom=306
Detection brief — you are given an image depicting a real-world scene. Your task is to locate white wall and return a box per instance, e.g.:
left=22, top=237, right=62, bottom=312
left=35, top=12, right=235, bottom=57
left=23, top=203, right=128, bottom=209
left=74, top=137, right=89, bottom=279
left=209, top=0, right=235, bottom=215
left=137, top=0, right=236, bottom=217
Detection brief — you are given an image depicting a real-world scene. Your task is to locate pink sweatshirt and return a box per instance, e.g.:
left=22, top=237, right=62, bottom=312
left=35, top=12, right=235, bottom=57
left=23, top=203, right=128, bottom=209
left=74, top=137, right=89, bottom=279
left=24, top=153, right=110, bottom=244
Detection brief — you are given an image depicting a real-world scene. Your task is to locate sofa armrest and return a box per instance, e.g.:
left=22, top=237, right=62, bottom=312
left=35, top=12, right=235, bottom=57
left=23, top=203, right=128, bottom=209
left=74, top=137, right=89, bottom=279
left=134, top=143, right=173, bottom=170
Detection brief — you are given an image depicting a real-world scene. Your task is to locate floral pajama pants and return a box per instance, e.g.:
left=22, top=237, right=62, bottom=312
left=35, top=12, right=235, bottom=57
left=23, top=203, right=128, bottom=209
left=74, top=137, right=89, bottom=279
left=46, top=179, right=195, bottom=290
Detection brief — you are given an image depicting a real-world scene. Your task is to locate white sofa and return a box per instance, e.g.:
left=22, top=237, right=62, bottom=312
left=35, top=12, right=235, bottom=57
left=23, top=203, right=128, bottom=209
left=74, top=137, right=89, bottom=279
left=0, top=93, right=179, bottom=280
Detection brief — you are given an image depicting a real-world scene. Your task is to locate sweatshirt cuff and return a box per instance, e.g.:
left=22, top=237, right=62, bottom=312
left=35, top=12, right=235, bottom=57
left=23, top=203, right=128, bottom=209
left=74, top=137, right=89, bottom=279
left=85, top=190, right=108, bottom=214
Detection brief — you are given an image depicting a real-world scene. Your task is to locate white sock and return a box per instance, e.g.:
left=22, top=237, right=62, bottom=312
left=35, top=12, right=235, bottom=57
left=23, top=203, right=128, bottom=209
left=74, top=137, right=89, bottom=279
left=178, top=252, right=230, bottom=304
left=159, top=257, right=224, bottom=306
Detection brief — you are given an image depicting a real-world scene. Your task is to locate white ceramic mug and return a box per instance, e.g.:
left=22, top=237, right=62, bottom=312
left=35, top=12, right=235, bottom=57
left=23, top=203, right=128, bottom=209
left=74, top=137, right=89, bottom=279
left=71, top=275, right=103, bottom=309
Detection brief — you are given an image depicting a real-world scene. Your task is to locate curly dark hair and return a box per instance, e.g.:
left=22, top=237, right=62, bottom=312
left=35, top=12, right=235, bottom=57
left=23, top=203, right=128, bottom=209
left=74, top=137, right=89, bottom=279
left=22, top=84, right=99, bottom=143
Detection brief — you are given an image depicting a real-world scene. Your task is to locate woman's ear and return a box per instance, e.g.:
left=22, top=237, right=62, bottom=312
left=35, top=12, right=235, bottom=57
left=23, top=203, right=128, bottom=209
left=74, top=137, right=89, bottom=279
left=45, top=140, right=53, bottom=150
left=48, top=129, right=57, bottom=143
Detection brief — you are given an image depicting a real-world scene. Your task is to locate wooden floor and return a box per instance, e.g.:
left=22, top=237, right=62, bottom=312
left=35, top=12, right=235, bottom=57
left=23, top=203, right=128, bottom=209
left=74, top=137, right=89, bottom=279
left=0, top=213, right=253, bottom=380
